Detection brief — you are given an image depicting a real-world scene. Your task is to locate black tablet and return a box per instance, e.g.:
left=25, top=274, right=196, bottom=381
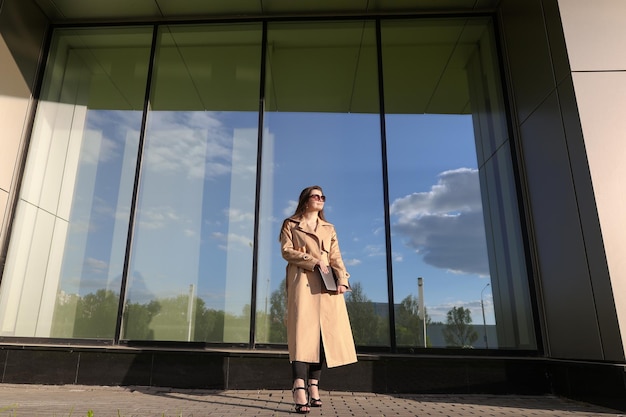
left=316, top=265, right=338, bottom=291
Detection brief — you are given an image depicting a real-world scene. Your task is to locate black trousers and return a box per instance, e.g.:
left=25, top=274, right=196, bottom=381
left=292, top=339, right=326, bottom=381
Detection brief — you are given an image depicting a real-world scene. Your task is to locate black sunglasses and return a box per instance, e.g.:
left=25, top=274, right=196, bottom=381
left=309, top=194, right=326, bottom=202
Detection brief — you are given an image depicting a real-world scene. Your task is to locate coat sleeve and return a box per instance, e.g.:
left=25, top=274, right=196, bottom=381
left=280, top=219, right=318, bottom=271
left=328, top=228, right=351, bottom=289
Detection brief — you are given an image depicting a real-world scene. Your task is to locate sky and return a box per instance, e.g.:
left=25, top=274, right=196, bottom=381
left=55, top=108, right=496, bottom=328
left=263, top=111, right=495, bottom=325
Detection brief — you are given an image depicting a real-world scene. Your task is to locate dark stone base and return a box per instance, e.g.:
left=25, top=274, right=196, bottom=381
left=546, top=359, right=626, bottom=412
left=0, top=345, right=623, bottom=411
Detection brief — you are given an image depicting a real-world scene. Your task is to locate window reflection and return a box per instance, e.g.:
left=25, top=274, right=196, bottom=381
left=382, top=18, right=494, bottom=348
left=123, top=24, right=262, bottom=343
left=256, top=21, right=390, bottom=347
left=0, top=27, right=153, bottom=338
left=386, top=114, right=491, bottom=348
left=382, top=19, right=536, bottom=349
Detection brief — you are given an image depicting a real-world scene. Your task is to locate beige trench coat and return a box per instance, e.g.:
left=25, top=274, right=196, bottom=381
left=280, top=216, right=357, bottom=368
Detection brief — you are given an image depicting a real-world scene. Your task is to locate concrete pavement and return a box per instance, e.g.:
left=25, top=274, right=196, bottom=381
left=0, top=384, right=623, bottom=416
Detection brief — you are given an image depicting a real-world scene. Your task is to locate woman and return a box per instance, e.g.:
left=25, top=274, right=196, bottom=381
left=279, top=185, right=357, bottom=414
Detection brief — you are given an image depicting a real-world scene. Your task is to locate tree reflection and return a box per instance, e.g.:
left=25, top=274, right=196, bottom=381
left=442, top=306, right=478, bottom=347
left=52, top=290, right=234, bottom=342
left=395, top=294, right=431, bottom=347
left=264, top=280, right=390, bottom=346
left=51, top=284, right=480, bottom=348
left=345, top=282, right=386, bottom=345
left=123, top=299, right=160, bottom=339
left=267, top=279, right=287, bottom=343
left=52, top=289, right=119, bottom=338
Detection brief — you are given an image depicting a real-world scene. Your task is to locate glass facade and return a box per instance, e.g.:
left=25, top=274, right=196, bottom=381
left=0, top=17, right=536, bottom=351
left=124, top=24, right=262, bottom=343
left=256, top=21, right=389, bottom=346
left=0, top=27, right=153, bottom=338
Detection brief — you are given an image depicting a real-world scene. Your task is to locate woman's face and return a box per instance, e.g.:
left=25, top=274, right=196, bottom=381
left=306, top=189, right=326, bottom=213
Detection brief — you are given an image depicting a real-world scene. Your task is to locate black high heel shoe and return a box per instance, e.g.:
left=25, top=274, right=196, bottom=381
left=292, top=386, right=310, bottom=414
left=308, top=382, right=322, bottom=407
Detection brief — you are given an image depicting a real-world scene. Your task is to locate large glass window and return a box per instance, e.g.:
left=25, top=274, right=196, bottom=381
left=256, top=21, right=390, bottom=346
left=382, top=19, right=536, bottom=349
left=0, top=27, right=153, bottom=338
left=122, top=24, right=262, bottom=343
left=0, top=17, right=536, bottom=351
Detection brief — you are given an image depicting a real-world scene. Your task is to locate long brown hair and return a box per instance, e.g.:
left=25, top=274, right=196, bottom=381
left=291, top=185, right=327, bottom=221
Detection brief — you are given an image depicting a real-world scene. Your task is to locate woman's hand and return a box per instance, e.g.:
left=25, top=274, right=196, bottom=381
left=318, top=262, right=329, bottom=274
left=337, top=285, right=348, bottom=294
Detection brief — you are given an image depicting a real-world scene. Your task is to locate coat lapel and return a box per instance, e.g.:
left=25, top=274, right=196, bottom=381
left=316, top=219, right=333, bottom=242
left=293, top=217, right=333, bottom=242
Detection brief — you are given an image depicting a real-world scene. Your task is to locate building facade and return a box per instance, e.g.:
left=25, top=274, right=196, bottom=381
left=0, top=0, right=624, bottom=410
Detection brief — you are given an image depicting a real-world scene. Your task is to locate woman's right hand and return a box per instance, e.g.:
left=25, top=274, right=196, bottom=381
left=318, top=262, right=329, bottom=274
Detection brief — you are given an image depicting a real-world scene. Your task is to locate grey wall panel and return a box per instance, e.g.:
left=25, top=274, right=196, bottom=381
left=541, top=0, right=572, bottom=85
left=499, top=0, right=555, bottom=125
left=519, top=91, right=603, bottom=359
left=557, top=76, right=623, bottom=361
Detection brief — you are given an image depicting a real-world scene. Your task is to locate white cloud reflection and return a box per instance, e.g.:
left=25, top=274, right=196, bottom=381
left=283, top=200, right=298, bottom=217
left=212, top=231, right=253, bottom=251
left=225, top=208, right=254, bottom=223
left=344, top=258, right=362, bottom=267
left=390, top=168, right=489, bottom=276
left=144, top=112, right=234, bottom=180
left=136, top=205, right=181, bottom=230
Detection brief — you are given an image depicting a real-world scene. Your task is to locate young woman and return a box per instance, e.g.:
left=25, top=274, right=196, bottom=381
left=279, top=185, right=357, bottom=414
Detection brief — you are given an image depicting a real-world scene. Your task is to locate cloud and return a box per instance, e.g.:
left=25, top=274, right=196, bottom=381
left=78, top=110, right=250, bottom=182
left=142, top=111, right=255, bottom=181
left=137, top=205, right=181, bottom=230
left=283, top=200, right=297, bottom=217
left=81, top=110, right=142, bottom=165
left=212, top=231, right=253, bottom=251
left=85, top=257, right=108, bottom=273
left=82, top=130, right=120, bottom=165
left=344, top=258, right=362, bottom=267
left=390, top=168, right=489, bottom=276
left=364, top=244, right=385, bottom=257
left=225, top=208, right=254, bottom=223
left=183, top=229, right=197, bottom=237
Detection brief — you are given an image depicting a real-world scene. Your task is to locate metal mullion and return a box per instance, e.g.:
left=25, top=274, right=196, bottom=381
left=375, top=18, right=396, bottom=352
left=114, top=24, right=160, bottom=344
left=249, top=20, right=269, bottom=349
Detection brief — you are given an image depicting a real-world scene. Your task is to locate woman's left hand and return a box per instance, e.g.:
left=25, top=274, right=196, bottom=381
left=337, top=285, right=348, bottom=294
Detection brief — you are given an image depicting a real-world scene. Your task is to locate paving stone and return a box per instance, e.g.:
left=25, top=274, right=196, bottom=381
left=0, top=384, right=622, bottom=417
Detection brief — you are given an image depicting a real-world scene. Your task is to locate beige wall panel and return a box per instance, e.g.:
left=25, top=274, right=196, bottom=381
left=572, top=71, right=626, bottom=352
left=0, top=0, right=49, bottom=258
left=0, top=95, right=28, bottom=192
left=0, top=35, right=30, bottom=195
left=558, top=0, right=626, bottom=71
left=0, top=34, right=31, bottom=246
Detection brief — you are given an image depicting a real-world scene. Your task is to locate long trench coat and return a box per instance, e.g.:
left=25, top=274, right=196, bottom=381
left=280, top=216, right=357, bottom=368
